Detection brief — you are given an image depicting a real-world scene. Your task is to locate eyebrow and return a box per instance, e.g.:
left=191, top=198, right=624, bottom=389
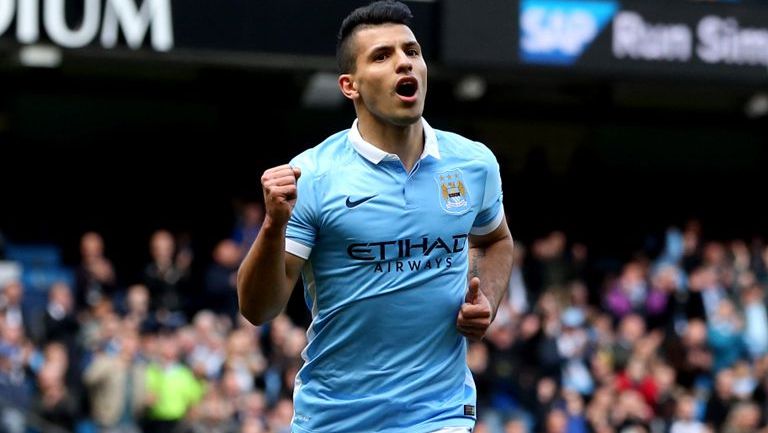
left=369, top=44, right=393, bottom=54
left=368, top=40, right=420, bottom=55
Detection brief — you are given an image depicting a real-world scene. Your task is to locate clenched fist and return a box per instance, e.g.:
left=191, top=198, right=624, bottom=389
left=261, top=164, right=301, bottom=227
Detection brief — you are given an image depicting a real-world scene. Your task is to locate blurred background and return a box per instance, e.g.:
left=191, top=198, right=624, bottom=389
left=0, top=0, right=767, bottom=432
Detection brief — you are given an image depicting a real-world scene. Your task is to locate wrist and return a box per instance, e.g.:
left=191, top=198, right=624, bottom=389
left=261, top=216, right=287, bottom=238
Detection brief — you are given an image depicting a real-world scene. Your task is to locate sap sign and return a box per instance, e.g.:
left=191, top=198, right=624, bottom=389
left=520, top=0, right=618, bottom=65
left=0, top=0, right=173, bottom=51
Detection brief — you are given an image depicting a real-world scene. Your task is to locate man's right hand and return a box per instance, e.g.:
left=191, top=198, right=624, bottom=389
left=261, top=164, right=301, bottom=227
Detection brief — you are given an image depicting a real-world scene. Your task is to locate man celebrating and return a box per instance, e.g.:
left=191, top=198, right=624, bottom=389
left=237, top=1, right=514, bottom=432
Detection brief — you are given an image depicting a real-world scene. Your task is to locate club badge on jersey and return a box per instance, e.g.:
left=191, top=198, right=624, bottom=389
left=436, top=169, right=471, bottom=214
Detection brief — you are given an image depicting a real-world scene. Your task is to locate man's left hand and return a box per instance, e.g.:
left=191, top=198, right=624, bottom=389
left=456, top=276, right=493, bottom=341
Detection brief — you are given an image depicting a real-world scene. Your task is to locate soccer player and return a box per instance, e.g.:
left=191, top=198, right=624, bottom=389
left=237, top=1, right=515, bottom=432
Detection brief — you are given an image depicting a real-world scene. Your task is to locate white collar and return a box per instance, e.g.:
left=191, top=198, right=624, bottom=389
left=348, top=117, right=441, bottom=164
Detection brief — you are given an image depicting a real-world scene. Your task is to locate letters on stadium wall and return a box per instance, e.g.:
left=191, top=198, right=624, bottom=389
left=0, top=0, right=173, bottom=50
left=0, top=0, right=437, bottom=60
left=443, top=0, right=768, bottom=82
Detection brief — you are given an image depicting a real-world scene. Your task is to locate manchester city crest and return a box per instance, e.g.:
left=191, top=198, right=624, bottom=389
left=435, top=169, right=471, bottom=214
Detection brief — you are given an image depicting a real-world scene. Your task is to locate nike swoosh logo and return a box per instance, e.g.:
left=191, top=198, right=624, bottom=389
left=345, top=195, right=377, bottom=208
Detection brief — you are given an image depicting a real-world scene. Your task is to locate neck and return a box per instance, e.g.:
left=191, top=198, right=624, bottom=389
left=357, top=112, right=424, bottom=172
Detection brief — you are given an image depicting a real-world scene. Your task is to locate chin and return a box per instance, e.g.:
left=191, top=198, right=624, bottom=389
left=390, top=109, right=423, bottom=126
left=390, top=116, right=421, bottom=127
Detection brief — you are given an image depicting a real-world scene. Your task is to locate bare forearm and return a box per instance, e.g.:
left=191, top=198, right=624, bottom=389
left=237, top=219, right=292, bottom=325
left=470, top=235, right=514, bottom=319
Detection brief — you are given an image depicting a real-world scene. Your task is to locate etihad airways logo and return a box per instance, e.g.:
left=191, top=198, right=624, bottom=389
left=347, top=234, right=468, bottom=273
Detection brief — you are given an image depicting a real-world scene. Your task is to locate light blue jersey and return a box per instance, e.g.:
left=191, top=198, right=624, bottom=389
left=285, top=118, right=504, bottom=433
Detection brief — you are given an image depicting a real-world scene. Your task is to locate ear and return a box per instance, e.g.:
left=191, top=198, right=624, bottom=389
left=339, top=74, right=358, bottom=100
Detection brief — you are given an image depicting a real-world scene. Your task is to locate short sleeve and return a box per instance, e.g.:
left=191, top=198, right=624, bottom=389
left=285, top=157, right=318, bottom=259
left=471, top=151, right=504, bottom=236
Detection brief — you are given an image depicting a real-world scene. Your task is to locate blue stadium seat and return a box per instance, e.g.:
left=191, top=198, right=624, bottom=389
left=20, top=266, right=75, bottom=294
left=4, top=244, right=62, bottom=268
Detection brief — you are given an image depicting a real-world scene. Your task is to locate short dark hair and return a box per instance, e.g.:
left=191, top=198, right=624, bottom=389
left=336, top=1, right=414, bottom=74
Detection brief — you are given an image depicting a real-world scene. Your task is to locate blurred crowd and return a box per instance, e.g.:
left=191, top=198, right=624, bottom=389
left=0, top=201, right=300, bottom=433
left=2, top=211, right=768, bottom=433
left=472, top=220, right=768, bottom=433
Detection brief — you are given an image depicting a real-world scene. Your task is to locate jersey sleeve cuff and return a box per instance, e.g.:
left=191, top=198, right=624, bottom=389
left=470, top=209, right=505, bottom=236
left=286, top=238, right=312, bottom=259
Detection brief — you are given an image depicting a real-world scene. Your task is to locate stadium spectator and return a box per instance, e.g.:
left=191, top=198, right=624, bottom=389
left=722, top=402, right=761, bottom=433
left=0, top=280, right=42, bottom=344
left=705, top=368, right=736, bottom=430
left=507, top=243, right=529, bottom=316
left=0, top=320, right=32, bottom=433
left=142, top=330, right=203, bottom=433
left=205, top=239, right=241, bottom=323
left=707, top=299, right=747, bottom=371
left=665, top=319, right=712, bottom=389
left=83, top=328, right=147, bottom=433
left=41, top=282, right=82, bottom=390
left=122, top=284, right=154, bottom=331
left=75, top=232, right=117, bottom=310
left=605, top=261, right=649, bottom=320
left=143, top=230, right=191, bottom=315
left=223, top=328, right=266, bottom=396
left=185, top=310, right=226, bottom=381
left=34, top=363, right=78, bottom=431
left=231, top=201, right=264, bottom=257
left=741, top=283, right=768, bottom=358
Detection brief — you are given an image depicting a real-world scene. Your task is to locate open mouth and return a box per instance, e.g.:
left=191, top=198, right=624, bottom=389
left=395, top=78, right=418, bottom=98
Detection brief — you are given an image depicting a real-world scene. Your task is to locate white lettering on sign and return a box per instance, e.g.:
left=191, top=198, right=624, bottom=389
left=16, top=0, right=38, bottom=43
left=0, top=0, right=13, bottom=38
left=102, top=0, right=173, bottom=51
left=0, top=0, right=173, bottom=51
left=697, top=15, right=768, bottom=67
left=612, top=11, right=692, bottom=62
left=45, top=0, right=100, bottom=48
left=612, top=10, right=768, bottom=69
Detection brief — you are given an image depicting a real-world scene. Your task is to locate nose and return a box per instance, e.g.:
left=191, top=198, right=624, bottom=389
left=395, top=49, right=413, bottom=74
